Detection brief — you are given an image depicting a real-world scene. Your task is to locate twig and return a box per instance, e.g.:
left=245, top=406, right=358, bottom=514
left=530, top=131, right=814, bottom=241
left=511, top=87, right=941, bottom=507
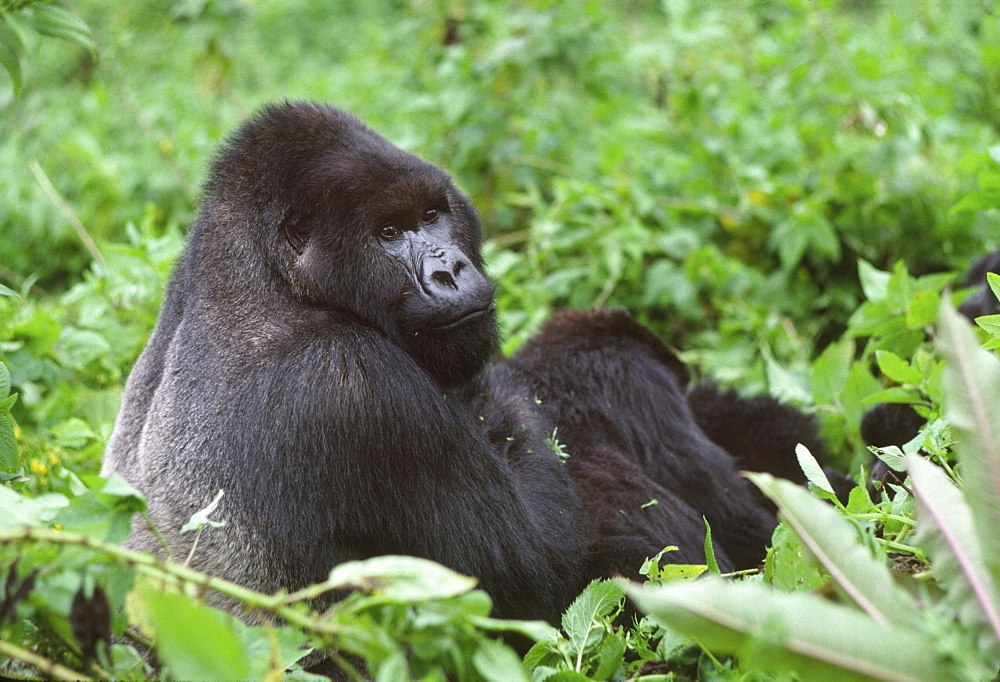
left=28, top=161, right=105, bottom=265
left=0, top=637, right=92, bottom=682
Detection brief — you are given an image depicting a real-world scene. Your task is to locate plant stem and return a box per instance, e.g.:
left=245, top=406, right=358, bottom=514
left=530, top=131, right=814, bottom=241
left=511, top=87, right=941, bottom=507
left=0, top=637, right=91, bottom=682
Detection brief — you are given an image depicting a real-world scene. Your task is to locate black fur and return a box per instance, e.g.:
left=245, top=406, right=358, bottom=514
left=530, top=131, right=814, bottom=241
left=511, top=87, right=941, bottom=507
left=102, top=102, right=582, bottom=624
left=958, top=249, right=1000, bottom=320
left=496, top=309, right=779, bottom=579
left=688, top=383, right=854, bottom=507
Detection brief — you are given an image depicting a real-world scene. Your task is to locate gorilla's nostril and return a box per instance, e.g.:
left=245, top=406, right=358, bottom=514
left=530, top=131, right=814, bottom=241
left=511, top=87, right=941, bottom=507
left=431, top=270, right=456, bottom=288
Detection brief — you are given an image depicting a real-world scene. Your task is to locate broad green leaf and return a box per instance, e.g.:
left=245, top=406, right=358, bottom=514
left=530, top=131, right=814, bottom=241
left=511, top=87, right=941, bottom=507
left=937, top=301, right=1000, bottom=590
left=875, top=350, right=923, bottom=386
left=811, top=339, right=854, bottom=404
left=327, top=555, right=477, bottom=602
left=625, top=577, right=944, bottom=681
left=471, top=638, right=529, bottom=682
left=764, top=523, right=827, bottom=592
left=749, top=473, right=920, bottom=625
left=0, top=361, right=10, bottom=399
left=872, top=445, right=906, bottom=473
left=989, top=272, right=1000, bottom=301
left=141, top=586, right=252, bottom=680
left=907, top=454, right=1000, bottom=661
left=0, top=415, right=17, bottom=470
left=26, top=4, right=95, bottom=54
left=468, top=615, right=557, bottom=643
left=794, top=444, right=834, bottom=496
left=858, top=260, right=890, bottom=302
left=862, top=386, right=921, bottom=404
left=0, top=16, right=23, bottom=95
left=906, top=289, right=940, bottom=328
left=0, top=486, right=68, bottom=528
left=593, top=633, right=626, bottom=679
left=561, top=579, right=623, bottom=654
left=975, top=314, right=1000, bottom=337
left=239, top=623, right=312, bottom=678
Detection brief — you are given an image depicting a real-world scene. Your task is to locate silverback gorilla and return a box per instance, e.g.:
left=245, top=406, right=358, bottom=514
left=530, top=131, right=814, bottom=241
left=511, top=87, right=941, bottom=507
left=103, top=101, right=784, bottom=625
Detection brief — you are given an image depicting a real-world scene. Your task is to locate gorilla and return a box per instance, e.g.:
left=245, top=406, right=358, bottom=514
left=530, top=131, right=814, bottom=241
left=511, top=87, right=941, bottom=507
left=689, top=383, right=854, bottom=508
left=103, top=101, right=788, bottom=629
left=958, top=248, right=1000, bottom=320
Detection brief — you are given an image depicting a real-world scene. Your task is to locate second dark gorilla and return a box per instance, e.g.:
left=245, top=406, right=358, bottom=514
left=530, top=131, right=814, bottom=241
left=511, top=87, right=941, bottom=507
left=104, top=101, right=795, bottom=626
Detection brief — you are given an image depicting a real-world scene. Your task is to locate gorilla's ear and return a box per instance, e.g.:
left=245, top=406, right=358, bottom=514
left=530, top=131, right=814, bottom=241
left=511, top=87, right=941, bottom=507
left=283, top=213, right=309, bottom=254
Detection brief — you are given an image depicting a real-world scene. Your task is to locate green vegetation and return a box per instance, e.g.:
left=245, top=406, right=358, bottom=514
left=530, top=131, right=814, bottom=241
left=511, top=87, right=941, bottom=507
left=1, top=0, right=998, bottom=679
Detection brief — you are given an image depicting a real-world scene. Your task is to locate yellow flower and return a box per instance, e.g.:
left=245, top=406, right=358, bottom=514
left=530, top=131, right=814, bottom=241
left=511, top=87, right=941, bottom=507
left=29, top=459, right=48, bottom=476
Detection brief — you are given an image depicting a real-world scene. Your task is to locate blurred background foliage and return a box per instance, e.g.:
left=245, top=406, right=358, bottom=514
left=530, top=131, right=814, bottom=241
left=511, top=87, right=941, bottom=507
left=0, top=0, right=997, bottom=489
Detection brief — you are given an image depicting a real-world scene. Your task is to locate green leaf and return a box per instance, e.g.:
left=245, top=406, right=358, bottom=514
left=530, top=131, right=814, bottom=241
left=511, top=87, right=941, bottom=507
left=749, top=473, right=920, bottom=626
left=468, top=615, right=557, bottom=643
left=862, top=387, right=921, bottom=404
left=906, top=289, right=941, bottom=328
left=794, top=444, right=835, bottom=496
left=593, top=633, right=626, bottom=679
left=0, top=415, right=17, bottom=471
left=0, top=486, right=68, bottom=529
left=326, top=555, right=478, bottom=602
left=811, top=339, right=854, bottom=404
left=181, top=488, right=226, bottom=532
left=0, top=16, right=23, bottom=96
left=0, top=361, right=10, bottom=400
left=561, top=579, right=623, bottom=654
left=26, top=4, right=96, bottom=55
left=471, top=638, right=529, bottom=682
left=703, top=517, right=720, bottom=575
left=975, top=314, right=1000, bottom=337
left=625, top=577, right=945, bottom=681
left=140, top=585, right=252, bottom=680
left=907, top=454, right=1000, bottom=660
left=871, top=445, right=906, bottom=473
left=937, top=301, right=1000, bottom=590
left=989, top=272, right=1000, bottom=302
left=0, top=282, right=19, bottom=298
left=875, top=350, right=923, bottom=386
left=858, top=260, right=890, bottom=302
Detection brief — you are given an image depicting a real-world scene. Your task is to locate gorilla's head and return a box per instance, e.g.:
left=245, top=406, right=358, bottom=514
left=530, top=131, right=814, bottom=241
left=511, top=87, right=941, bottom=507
left=198, top=101, right=498, bottom=386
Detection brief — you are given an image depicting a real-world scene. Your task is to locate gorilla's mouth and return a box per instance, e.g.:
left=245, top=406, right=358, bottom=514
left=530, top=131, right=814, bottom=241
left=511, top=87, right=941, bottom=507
left=431, top=305, right=496, bottom=332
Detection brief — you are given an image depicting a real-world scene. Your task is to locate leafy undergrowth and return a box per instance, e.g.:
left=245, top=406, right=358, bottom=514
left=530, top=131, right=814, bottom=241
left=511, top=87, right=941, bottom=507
left=2, top=0, right=1000, bottom=679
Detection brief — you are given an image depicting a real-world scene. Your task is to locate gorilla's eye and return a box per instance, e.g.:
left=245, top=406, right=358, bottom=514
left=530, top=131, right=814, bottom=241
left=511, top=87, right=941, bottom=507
left=422, top=209, right=438, bottom=222
left=379, top=224, right=401, bottom=239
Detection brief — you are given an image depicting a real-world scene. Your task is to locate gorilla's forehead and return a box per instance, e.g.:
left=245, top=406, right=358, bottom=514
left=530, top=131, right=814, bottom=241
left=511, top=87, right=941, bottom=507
left=318, top=146, right=453, bottom=210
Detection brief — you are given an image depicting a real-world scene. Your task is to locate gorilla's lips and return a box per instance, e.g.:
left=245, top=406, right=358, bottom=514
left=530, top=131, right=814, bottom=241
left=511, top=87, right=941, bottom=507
left=430, top=304, right=496, bottom=332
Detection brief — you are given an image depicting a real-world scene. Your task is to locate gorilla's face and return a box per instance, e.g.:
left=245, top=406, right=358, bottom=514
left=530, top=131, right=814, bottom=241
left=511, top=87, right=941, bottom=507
left=284, top=116, right=499, bottom=386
